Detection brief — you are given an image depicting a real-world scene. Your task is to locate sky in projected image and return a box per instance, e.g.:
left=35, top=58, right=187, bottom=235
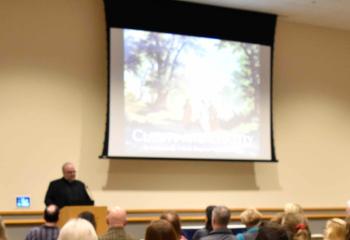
left=111, top=28, right=271, bottom=160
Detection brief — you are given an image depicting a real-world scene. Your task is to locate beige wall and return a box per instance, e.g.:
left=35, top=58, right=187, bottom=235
left=1, top=0, right=350, bottom=211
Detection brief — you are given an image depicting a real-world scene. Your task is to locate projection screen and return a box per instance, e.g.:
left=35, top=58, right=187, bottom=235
left=102, top=0, right=277, bottom=161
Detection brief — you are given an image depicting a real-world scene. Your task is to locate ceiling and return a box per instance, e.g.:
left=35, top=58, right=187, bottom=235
left=182, top=0, right=350, bottom=31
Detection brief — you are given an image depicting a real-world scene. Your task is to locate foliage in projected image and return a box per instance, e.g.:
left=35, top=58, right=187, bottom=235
left=123, top=29, right=262, bottom=136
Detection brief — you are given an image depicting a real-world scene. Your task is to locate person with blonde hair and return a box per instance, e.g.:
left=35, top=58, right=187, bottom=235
left=145, top=219, right=177, bottom=240
left=236, top=208, right=263, bottom=240
left=282, top=213, right=311, bottom=240
left=284, top=203, right=304, bottom=215
left=324, top=218, right=346, bottom=240
left=58, top=218, right=97, bottom=240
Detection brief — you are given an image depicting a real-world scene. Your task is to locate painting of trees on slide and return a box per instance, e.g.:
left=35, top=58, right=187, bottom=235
left=121, top=29, right=268, bottom=156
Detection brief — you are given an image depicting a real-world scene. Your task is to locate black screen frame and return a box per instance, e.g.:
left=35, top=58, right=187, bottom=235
left=101, top=0, right=278, bottom=162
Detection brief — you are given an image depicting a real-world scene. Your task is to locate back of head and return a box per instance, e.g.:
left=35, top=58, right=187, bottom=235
left=284, top=203, right=304, bottom=215
left=212, top=206, right=231, bottom=228
left=294, top=228, right=311, bottom=240
left=58, top=218, right=97, bottom=240
left=78, top=211, right=96, bottom=229
left=44, top=204, right=60, bottom=223
left=160, top=211, right=182, bottom=238
left=324, top=218, right=346, bottom=240
left=145, top=219, right=178, bottom=240
left=240, top=208, right=263, bottom=227
left=107, top=206, right=127, bottom=227
left=282, top=213, right=309, bottom=237
left=257, top=222, right=289, bottom=240
left=205, top=205, right=216, bottom=231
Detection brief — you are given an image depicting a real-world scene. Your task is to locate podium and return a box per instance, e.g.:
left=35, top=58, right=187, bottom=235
left=58, top=206, right=108, bottom=235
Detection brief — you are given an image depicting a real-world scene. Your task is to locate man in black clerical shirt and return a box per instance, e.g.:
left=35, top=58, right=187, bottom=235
left=44, top=162, right=94, bottom=208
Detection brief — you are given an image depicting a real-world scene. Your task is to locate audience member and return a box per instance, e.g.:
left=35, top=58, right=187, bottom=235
left=236, top=208, right=263, bottom=240
left=0, top=217, right=7, bottom=240
left=58, top=218, right=97, bottom=240
left=282, top=213, right=310, bottom=240
left=78, top=211, right=97, bottom=230
left=99, top=206, right=136, bottom=240
left=192, top=205, right=215, bottom=240
left=200, top=205, right=236, bottom=240
left=324, top=218, right=346, bottom=240
left=145, top=219, right=178, bottom=240
left=293, top=224, right=311, bottom=240
left=160, top=211, right=187, bottom=240
left=25, top=204, right=60, bottom=240
left=44, top=162, right=94, bottom=208
left=284, top=203, right=304, bottom=215
left=256, top=222, right=288, bottom=240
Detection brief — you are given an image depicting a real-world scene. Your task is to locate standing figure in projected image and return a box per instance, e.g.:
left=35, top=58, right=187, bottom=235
left=182, top=99, right=193, bottom=129
left=44, top=162, right=94, bottom=208
left=199, top=100, right=210, bottom=132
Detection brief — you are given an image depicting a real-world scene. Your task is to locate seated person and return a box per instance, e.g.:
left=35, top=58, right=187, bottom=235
left=201, top=206, right=236, bottom=240
left=281, top=213, right=311, bottom=240
left=58, top=218, right=97, bottom=240
left=145, top=219, right=177, bottom=240
left=255, top=222, right=288, bottom=240
left=25, top=204, right=60, bottom=240
left=161, top=211, right=188, bottom=240
left=99, top=206, right=136, bottom=240
left=236, top=208, right=263, bottom=240
left=192, top=205, right=215, bottom=240
left=324, top=218, right=346, bottom=240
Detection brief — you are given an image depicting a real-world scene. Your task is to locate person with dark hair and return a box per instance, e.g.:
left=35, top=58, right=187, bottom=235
left=44, top=162, right=94, bottom=208
left=160, top=211, right=187, bottom=240
left=192, top=205, right=215, bottom=240
left=25, top=204, right=60, bottom=240
left=201, top=206, right=236, bottom=240
left=78, top=211, right=97, bottom=230
left=145, top=219, right=178, bottom=240
left=255, top=222, right=289, bottom=240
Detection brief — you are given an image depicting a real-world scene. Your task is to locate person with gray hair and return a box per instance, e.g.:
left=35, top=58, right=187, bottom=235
left=201, top=206, right=236, bottom=240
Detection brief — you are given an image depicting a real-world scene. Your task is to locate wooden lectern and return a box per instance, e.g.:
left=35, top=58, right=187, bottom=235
left=58, top=206, right=108, bottom=235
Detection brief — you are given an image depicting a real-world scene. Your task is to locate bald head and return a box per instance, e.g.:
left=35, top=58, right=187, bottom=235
left=44, top=204, right=59, bottom=223
left=62, top=162, right=76, bottom=182
left=107, top=206, right=127, bottom=227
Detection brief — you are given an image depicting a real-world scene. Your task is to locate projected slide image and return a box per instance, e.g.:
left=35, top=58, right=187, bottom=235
left=117, top=29, right=268, bottom=158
